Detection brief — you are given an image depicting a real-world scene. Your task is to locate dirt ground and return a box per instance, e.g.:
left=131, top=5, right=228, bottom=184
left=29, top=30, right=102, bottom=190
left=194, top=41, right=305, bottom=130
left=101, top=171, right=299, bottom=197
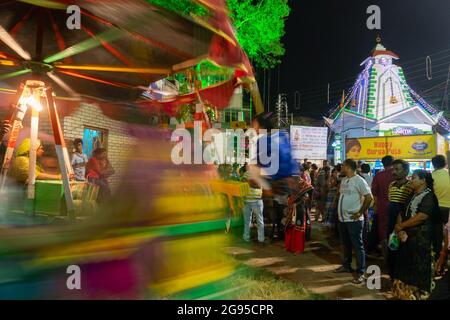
left=226, top=221, right=393, bottom=300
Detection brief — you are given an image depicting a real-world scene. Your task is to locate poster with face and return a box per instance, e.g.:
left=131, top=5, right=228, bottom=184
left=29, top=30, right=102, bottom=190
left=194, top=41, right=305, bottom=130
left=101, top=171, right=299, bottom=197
left=345, top=138, right=362, bottom=159
left=344, top=135, right=437, bottom=160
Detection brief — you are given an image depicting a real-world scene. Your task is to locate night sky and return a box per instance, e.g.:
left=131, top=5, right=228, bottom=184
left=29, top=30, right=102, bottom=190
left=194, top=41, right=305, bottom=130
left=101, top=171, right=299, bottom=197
left=260, top=0, right=450, bottom=119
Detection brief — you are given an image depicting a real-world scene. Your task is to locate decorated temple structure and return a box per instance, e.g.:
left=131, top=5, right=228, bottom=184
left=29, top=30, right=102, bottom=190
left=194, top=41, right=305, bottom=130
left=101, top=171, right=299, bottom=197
left=326, top=37, right=449, bottom=168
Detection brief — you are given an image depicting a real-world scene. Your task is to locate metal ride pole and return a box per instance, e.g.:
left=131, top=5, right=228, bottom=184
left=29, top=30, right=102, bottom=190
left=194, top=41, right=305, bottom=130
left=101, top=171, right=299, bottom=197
left=249, top=82, right=264, bottom=115
left=27, top=87, right=41, bottom=206
left=0, top=82, right=27, bottom=192
left=45, top=85, right=75, bottom=218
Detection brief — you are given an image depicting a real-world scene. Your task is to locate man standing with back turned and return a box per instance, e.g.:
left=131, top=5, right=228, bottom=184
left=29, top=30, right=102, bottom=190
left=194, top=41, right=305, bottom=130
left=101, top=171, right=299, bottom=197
left=334, top=159, right=373, bottom=285
left=371, top=155, right=395, bottom=255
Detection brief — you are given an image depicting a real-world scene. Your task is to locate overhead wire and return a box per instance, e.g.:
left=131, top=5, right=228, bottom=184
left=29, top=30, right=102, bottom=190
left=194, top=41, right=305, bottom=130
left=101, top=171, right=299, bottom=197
left=282, top=47, right=450, bottom=117
left=291, top=48, right=450, bottom=97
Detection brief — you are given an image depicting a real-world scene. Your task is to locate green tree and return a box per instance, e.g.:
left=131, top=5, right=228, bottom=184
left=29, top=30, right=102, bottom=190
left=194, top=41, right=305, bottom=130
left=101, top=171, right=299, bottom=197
left=147, top=0, right=290, bottom=69
left=146, top=0, right=207, bottom=16
left=227, top=0, right=290, bottom=69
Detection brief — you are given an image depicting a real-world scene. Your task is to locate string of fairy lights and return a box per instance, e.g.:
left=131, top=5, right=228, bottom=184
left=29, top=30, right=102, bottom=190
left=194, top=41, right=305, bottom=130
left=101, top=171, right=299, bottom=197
left=285, top=48, right=450, bottom=119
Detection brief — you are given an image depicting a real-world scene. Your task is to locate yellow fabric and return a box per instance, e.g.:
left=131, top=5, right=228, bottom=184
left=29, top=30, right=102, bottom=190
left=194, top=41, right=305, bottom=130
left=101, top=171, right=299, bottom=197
left=389, top=181, right=414, bottom=204
left=16, top=138, right=42, bottom=156
left=16, top=138, right=31, bottom=156
left=432, top=169, right=450, bottom=208
left=245, top=188, right=262, bottom=201
left=9, top=138, right=44, bottom=184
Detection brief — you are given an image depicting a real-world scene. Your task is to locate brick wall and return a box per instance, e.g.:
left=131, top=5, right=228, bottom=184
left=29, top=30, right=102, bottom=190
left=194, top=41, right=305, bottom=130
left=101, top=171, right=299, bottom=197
left=1, top=103, right=137, bottom=190
left=62, top=103, right=137, bottom=190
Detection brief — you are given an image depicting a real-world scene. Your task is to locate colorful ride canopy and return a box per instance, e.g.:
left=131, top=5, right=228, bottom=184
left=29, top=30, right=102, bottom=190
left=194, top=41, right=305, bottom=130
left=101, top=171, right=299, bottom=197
left=0, top=0, right=248, bottom=102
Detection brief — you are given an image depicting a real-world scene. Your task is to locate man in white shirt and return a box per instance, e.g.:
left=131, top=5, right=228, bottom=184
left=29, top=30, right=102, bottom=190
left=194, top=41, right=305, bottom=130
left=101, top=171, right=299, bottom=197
left=333, top=159, right=373, bottom=285
left=71, top=138, right=89, bottom=181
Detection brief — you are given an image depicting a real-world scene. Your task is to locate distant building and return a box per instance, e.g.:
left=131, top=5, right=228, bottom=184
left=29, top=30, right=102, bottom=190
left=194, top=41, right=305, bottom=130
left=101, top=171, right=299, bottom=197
left=326, top=38, right=449, bottom=163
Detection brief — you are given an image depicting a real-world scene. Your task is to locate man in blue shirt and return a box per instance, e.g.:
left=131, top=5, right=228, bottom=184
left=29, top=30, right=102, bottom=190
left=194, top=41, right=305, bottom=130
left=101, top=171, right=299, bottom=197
left=250, top=113, right=299, bottom=241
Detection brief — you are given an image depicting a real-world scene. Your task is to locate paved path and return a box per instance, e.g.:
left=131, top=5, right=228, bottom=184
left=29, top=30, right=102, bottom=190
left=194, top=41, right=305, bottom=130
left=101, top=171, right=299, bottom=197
left=227, top=222, right=392, bottom=300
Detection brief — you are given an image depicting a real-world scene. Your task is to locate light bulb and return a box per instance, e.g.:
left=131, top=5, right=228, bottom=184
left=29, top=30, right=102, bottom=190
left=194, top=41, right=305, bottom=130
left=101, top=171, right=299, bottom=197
left=27, top=96, right=42, bottom=112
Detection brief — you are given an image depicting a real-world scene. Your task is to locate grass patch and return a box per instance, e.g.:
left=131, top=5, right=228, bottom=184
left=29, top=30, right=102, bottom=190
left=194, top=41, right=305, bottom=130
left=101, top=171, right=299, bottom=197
left=161, top=265, right=325, bottom=300
left=230, top=265, right=325, bottom=300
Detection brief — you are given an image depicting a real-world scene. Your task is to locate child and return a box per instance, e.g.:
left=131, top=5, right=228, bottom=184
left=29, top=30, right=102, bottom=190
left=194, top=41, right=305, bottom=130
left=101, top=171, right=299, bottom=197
left=71, top=138, right=89, bottom=181
left=241, top=163, right=265, bottom=245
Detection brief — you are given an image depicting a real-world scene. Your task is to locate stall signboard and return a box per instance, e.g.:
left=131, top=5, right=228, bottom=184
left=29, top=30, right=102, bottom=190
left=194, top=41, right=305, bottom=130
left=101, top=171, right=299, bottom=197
left=345, top=134, right=437, bottom=160
left=436, top=133, right=448, bottom=155
left=391, top=127, right=422, bottom=135
left=290, top=126, right=328, bottom=160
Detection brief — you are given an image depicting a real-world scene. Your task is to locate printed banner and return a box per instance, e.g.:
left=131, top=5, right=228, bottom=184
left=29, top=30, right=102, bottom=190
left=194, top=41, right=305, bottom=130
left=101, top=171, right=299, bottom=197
left=345, top=134, right=437, bottom=160
left=290, top=126, right=328, bottom=160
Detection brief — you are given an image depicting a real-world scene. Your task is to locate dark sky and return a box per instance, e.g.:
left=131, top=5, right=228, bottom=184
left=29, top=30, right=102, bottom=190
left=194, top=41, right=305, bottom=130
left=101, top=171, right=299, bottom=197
left=260, top=0, right=450, bottom=119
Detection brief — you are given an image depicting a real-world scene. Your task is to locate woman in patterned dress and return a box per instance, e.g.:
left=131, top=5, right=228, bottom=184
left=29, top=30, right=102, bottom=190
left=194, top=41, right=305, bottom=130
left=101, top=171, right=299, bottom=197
left=392, top=170, right=440, bottom=300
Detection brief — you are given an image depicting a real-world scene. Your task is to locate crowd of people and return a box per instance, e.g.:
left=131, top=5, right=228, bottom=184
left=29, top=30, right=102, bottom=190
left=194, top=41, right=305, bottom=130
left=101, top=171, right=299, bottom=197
left=0, top=120, right=114, bottom=203
left=1, top=118, right=449, bottom=300
left=247, top=149, right=449, bottom=299
left=228, top=114, right=449, bottom=300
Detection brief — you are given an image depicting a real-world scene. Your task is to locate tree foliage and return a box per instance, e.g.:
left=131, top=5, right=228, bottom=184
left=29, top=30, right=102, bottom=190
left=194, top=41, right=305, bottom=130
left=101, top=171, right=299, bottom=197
left=226, top=0, right=290, bottom=69
left=146, top=0, right=208, bottom=17
left=146, top=0, right=290, bottom=69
